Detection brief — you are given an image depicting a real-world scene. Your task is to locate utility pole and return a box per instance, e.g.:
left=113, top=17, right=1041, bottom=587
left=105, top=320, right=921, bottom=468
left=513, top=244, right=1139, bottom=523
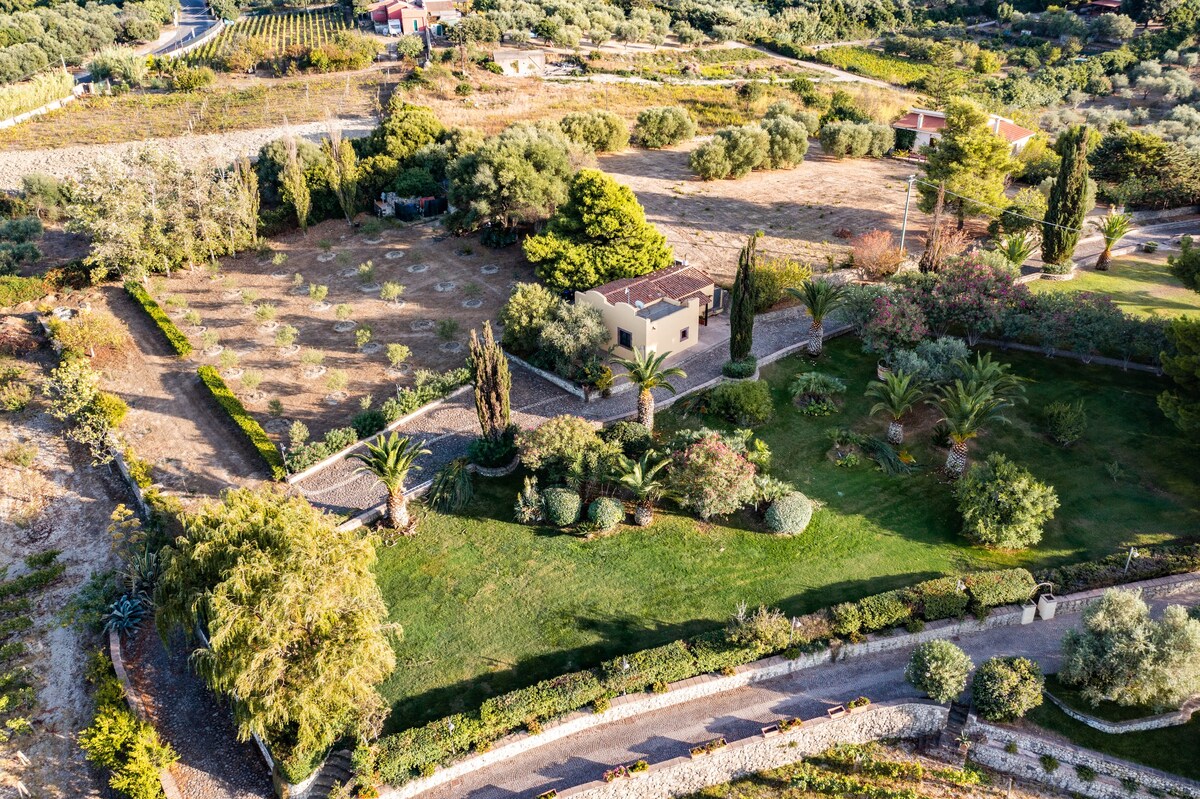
left=899, top=174, right=916, bottom=254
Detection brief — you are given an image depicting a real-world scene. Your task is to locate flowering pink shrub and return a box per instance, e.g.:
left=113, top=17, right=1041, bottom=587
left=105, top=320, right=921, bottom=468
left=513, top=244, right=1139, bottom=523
left=927, top=258, right=1030, bottom=344
left=861, top=293, right=928, bottom=354
left=670, top=434, right=756, bottom=519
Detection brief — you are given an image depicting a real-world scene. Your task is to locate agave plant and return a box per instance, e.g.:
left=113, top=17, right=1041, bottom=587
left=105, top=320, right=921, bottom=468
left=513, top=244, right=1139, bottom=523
left=996, top=231, right=1038, bottom=268
left=103, top=594, right=148, bottom=636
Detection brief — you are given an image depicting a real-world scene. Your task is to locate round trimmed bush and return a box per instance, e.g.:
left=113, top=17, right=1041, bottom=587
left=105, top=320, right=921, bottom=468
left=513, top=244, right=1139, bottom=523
left=542, top=487, right=582, bottom=527
left=601, top=421, right=651, bottom=457
left=721, top=357, right=757, bottom=379
left=972, top=656, right=1044, bottom=721
left=588, top=497, right=624, bottom=531
left=955, top=453, right=1059, bottom=549
left=905, top=640, right=973, bottom=703
left=764, top=492, right=814, bottom=534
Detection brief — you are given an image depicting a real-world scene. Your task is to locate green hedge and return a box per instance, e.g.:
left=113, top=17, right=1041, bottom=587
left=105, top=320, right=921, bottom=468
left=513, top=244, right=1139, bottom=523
left=963, top=569, right=1036, bottom=609
left=124, top=281, right=193, bottom=356
left=1037, top=544, right=1200, bottom=594
left=600, top=640, right=694, bottom=694
left=0, top=276, right=48, bottom=309
left=906, top=576, right=970, bottom=620
left=196, top=366, right=286, bottom=480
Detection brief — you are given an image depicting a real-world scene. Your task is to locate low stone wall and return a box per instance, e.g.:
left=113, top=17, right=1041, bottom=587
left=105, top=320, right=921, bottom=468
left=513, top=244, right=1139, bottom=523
left=565, top=702, right=947, bottom=799
left=969, top=721, right=1200, bottom=799
left=1042, top=692, right=1192, bottom=734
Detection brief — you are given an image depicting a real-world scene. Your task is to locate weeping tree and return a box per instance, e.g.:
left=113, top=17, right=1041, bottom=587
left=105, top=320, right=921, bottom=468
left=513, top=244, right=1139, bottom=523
left=730, top=232, right=759, bottom=361
left=469, top=321, right=511, bottom=443
left=1041, top=125, right=1090, bottom=270
left=280, top=136, right=311, bottom=234
left=1091, top=211, right=1133, bottom=271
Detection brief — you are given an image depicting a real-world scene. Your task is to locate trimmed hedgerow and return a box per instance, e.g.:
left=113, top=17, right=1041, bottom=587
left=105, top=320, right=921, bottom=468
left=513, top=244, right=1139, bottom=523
left=124, top=281, right=193, bottom=357
left=963, top=568, right=1036, bottom=610
left=600, top=640, right=695, bottom=695
left=857, top=590, right=912, bottom=632
left=480, top=671, right=605, bottom=731
left=1037, top=544, right=1200, bottom=595
left=905, top=576, right=970, bottom=621
left=196, top=366, right=286, bottom=480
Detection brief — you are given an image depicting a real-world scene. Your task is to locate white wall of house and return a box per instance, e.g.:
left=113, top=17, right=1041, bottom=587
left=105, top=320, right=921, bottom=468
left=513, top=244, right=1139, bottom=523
left=575, top=291, right=702, bottom=357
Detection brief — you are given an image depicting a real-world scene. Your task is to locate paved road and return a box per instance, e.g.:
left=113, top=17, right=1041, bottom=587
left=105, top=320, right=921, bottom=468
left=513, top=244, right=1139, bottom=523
left=154, top=0, right=221, bottom=55
left=418, top=586, right=1200, bottom=799
left=1023, top=217, right=1200, bottom=276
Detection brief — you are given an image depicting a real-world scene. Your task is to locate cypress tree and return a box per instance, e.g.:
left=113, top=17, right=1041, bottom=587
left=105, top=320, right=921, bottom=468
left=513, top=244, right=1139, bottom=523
left=730, top=232, right=759, bottom=362
left=469, top=320, right=511, bottom=443
left=1041, top=125, right=1090, bottom=269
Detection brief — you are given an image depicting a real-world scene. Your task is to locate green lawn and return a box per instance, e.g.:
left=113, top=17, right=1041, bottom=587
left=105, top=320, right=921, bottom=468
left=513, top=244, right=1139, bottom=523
left=1025, top=701, right=1200, bottom=780
left=375, top=338, right=1200, bottom=732
left=1030, top=255, right=1200, bottom=318
left=1043, top=674, right=1162, bottom=723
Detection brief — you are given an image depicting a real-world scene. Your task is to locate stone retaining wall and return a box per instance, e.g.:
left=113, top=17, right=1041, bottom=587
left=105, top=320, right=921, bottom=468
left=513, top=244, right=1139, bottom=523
left=1042, top=692, right=1190, bottom=734
left=969, top=722, right=1200, bottom=799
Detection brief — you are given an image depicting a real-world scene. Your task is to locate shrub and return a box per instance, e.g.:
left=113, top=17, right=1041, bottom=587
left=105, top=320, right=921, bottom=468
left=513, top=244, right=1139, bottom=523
left=705, top=380, right=773, bottom=426
left=852, top=230, right=905, bottom=280
left=831, top=602, right=862, bottom=637
left=963, top=569, right=1036, bottom=609
left=905, top=640, right=973, bottom=703
left=600, top=421, right=651, bottom=458
left=721, top=357, right=758, bottom=379
left=427, top=458, right=474, bottom=513
left=819, top=121, right=873, bottom=158
left=906, top=577, right=969, bottom=620
left=513, top=476, right=543, bottom=523
left=351, top=409, right=386, bottom=439
left=764, top=492, right=814, bottom=534
left=588, top=497, right=624, bottom=531
left=753, top=258, right=812, bottom=312
left=1044, top=400, right=1086, bottom=446
left=634, top=106, right=696, bottom=149
left=956, top=454, right=1059, bottom=550
left=724, top=604, right=791, bottom=653
left=789, top=372, right=846, bottom=417
left=861, top=293, right=927, bottom=354
left=499, top=282, right=558, bottom=354
left=885, top=337, right=969, bottom=385
left=0, top=276, right=47, bottom=309
left=125, top=282, right=192, bottom=357
left=559, top=110, right=629, bottom=153
left=670, top=434, right=757, bottom=520
left=542, top=487, right=582, bottom=527
left=690, top=125, right=770, bottom=180
left=761, top=115, right=810, bottom=169
left=972, top=656, right=1044, bottom=721
left=197, top=366, right=286, bottom=480
left=857, top=590, right=912, bottom=632
left=601, top=640, right=694, bottom=694
left=517, top=415, right=601, bottom=476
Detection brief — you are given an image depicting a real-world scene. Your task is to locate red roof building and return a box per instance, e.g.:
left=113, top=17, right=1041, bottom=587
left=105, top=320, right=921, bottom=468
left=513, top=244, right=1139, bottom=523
left=893, top=108, right=1037, bottom=153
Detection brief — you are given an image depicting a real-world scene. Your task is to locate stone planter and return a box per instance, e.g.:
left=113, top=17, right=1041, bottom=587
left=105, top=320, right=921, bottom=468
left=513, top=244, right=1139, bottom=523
left=333, top=321, right=356, bottom=333
left=1040, top=269, right=1075, bottom=281
left=473, top=456, right=519, bottom=478
left=876, top=361, right=891, bottom=381
left=761, top=723, right=780, bottom=737
left=1037, top=594, right=1058, bottom=620
left=1021, top=601, right=1037, bottom=625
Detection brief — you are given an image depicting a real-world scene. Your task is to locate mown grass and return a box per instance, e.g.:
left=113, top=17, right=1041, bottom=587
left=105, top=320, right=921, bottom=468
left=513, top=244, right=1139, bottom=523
left=1025, top=701, right=1200, bottom=780
left=374, top=337, right=1199, bottom=732
left=1043, top=674, right=1163, bottom=723
left=1030, top=255, right=1200, bottom=319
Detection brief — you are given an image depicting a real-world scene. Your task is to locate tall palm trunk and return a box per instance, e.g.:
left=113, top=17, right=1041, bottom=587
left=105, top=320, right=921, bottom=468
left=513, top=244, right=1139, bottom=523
left=887, top=420, right=904, bottom=445
left=807, top=318, right=823, bottom=356
left=387, top=490, right=410, bottom=531
left=945, top=442, right=968, bottom=475
left=1096, top=246, right=1112, bottom=271
left=638, top=388, right=655, bottom=433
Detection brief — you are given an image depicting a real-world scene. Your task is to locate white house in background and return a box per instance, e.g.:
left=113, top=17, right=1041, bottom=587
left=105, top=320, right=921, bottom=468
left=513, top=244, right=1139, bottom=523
left=893, top=108, right=1038, bottom=153
left=575, top=263, right=716, bottom=358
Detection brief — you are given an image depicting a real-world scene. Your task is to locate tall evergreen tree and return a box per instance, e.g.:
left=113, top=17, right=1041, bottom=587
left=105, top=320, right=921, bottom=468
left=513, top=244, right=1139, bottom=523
left=730, top=232, right=759, bottom=362
left=1042, top=125, right=1091, bottom=269
left=469, top=321, right=511, bottom=443
left=918, top=99, right=1018, bottom=228
left=280, top=136, right=311, bottom=234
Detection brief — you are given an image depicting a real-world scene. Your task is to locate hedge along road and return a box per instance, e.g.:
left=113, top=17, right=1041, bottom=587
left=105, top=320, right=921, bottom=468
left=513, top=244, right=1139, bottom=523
left=411, top=583, right=1200, bottom=799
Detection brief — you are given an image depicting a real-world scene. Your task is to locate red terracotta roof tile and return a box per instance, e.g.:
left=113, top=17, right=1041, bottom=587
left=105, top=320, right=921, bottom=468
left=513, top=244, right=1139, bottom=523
left=593, top=263, right=714, bottom=307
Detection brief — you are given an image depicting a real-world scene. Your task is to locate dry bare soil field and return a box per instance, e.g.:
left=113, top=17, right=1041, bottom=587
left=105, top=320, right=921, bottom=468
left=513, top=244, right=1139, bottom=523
left=601, top=141, right=926, bottom=284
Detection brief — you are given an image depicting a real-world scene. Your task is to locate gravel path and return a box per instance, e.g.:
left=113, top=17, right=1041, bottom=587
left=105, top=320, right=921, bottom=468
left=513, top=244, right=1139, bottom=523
left=418, top=585, right=1200, bottom=799
left=294, top=307, right=828, bottom=517
left=0, top=116, right=376, bottom=190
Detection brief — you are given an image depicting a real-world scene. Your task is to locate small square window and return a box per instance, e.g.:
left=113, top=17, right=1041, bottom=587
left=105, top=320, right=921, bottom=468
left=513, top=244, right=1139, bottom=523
left=680, top=327, right=690, bottom=341
left=617, top=328, right=633, bottom=349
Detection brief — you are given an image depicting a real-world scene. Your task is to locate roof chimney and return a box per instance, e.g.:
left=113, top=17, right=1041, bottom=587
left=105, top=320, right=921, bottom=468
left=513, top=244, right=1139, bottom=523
left=916, top=111, right=924, bottom=130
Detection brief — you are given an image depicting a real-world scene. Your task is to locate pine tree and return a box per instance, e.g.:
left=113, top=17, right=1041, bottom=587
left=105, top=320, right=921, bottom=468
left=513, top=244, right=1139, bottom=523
left=469, top=321, right=511, bottom=443
left=1042, top=125, right=1090, bottom=269
left=730, top=232, right=759, bottom=362
left=918, top=99, right=1018, bottom=229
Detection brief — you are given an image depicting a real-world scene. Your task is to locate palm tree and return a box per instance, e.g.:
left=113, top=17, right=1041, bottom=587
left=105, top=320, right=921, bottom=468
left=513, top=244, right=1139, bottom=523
left=1091, top=211, right=1132, bottom=271
left=930, top=381, right=1014, bottom=475
left=865, top=371, right=927, bottom=445
left=349, top=433, right=430, bottom=531
left=614, top=347, right=686, bottom=434
left=617, top=453, right=675, bottom=526
left=996, top=231, right=1038, bottom=269
left=787, top=279, right=846, bottom=356
left=954, top=353, right=1028, bottom=402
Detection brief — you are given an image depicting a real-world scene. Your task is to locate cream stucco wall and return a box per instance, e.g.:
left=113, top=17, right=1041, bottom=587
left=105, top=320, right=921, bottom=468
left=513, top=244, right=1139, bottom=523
left=576, top=291, right=703, bottom=357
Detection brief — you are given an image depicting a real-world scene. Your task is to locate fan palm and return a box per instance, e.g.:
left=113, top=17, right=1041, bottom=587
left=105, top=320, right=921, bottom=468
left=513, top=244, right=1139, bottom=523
left=787, top=279, right=846, bottom=356
left=1090, top=211, right=1132, bottom=271
left=614, top=347, right=686, bottom=433
left=617, top=453, right=675, bottom=526
left=930, top=380, right=1014, bottom=475
left=865, top=371, right=928, bottom=444
left=996, top=231, right=1038, bottom=268
left=349, top=433, right=430, bottom=531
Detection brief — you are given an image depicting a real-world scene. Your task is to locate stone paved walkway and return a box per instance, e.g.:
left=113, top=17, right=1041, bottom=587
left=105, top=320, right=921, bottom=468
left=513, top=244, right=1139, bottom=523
left=293, top=307, right=826, bottom=518
left=415, top=585, right=1200, bottom=799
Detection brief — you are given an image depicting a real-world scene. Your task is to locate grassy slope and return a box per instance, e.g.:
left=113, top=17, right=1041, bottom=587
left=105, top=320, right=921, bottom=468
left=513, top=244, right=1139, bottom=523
left=1026, top=702, right=1200, bottom=780
left=375, top=338, right=1199, bottom=732
left=1030, top=256, right=1200, bottom=319
left=1043, top=674, right=1163, bottom=723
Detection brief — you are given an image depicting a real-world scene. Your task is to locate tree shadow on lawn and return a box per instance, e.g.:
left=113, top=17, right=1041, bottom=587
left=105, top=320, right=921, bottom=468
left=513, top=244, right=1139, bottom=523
left=381, top=573, right=942, bottom=735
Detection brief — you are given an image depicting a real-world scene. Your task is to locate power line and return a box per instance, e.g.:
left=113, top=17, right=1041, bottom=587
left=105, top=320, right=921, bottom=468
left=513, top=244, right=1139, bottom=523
left=912, top=177, right=1086, bottom=235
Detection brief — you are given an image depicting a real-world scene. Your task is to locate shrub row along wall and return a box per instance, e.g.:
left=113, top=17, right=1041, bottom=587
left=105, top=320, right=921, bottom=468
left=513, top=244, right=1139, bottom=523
left=124, top=281, right=193, bottom=357
left=196, top=365, right=287, bottom=480
left=371, top=568, right=1036, bottom=785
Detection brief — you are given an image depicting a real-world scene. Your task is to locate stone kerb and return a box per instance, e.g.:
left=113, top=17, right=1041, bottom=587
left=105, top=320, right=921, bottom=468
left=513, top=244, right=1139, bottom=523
left=286, top=385, right=473, bottom=485
left=564, top=702, right=948, bottom=799
left=107, top=630, right=186, bottom=799
left=505, top=352, right=589, bottom=401
left=109, top=445, right=152, bottom=519
left=1042, top=692, right=1191, bottom=735
left=969, top=721, right=1200, bottom=799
